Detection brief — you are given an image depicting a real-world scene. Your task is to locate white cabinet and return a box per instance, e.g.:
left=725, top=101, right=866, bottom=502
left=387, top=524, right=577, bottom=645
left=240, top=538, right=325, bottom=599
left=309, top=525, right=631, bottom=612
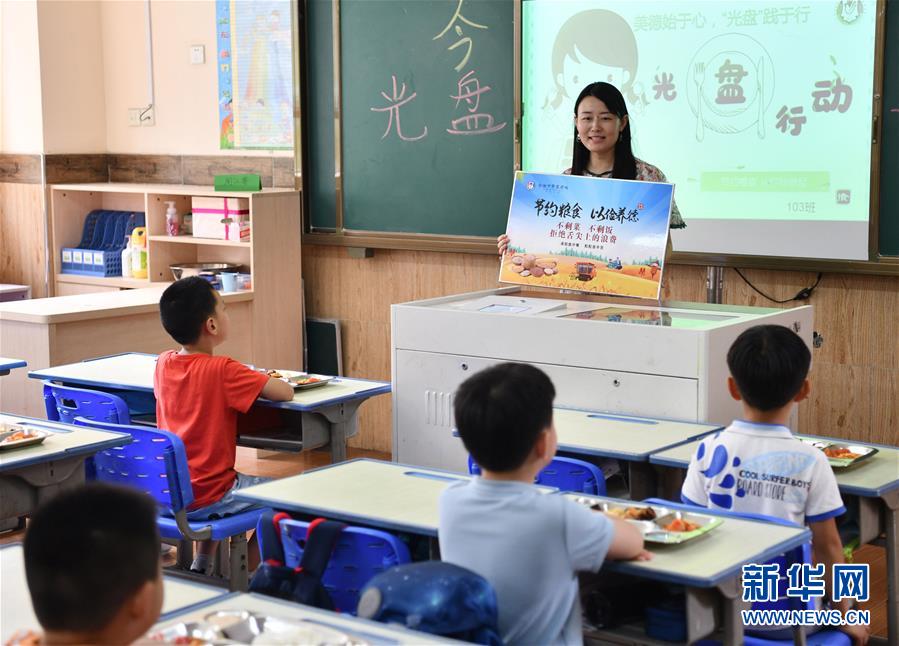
left=394, top=349, right=698, bottom=471
left=392, top=287, right=813, bottom=472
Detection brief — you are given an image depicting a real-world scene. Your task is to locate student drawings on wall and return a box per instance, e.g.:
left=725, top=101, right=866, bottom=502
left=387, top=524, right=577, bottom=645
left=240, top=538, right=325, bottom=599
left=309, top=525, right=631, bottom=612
left=542, top=10, right=647, bottom=170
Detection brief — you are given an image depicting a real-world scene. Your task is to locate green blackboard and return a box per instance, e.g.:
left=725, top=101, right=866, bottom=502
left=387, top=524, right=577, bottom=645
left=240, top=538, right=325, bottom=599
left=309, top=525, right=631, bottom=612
left=305, top=0, right=514, bottom=237
left=306, top=0, right=338, bottom=230
left=878, top=0, right=899, bottom=256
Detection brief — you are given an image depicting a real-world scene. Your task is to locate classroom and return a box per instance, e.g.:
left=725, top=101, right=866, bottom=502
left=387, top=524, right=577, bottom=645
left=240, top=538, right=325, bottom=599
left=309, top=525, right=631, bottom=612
left=0, top=0, right=897, bottom=644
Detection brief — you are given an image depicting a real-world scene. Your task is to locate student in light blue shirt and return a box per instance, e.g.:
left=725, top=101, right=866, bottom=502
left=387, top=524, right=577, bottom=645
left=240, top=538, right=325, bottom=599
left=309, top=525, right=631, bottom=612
left=439, top=363, right=650, bottom=646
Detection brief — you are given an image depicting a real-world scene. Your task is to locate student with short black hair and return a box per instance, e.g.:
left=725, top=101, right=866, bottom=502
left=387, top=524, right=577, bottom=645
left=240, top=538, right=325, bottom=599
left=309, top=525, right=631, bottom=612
left=682, top=324, right=869, bottom=645
left=158, top=275, right=222, bottom=345
left=439, top=362, right=649, bottom=646
left=11, top=484, right=163, bottom=645
left=155, top=277, right=294, bottom=573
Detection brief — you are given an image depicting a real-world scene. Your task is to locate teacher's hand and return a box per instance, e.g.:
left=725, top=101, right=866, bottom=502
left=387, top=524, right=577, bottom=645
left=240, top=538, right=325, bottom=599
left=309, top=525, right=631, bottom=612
left=497, top=234, right=511, bottom=256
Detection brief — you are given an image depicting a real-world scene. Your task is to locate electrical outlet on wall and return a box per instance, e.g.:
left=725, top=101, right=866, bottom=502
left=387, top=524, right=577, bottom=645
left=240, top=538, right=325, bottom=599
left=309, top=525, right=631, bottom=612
left=190, top=45, right=205, bottom=64
left=128, top=108, right=142, bottom=127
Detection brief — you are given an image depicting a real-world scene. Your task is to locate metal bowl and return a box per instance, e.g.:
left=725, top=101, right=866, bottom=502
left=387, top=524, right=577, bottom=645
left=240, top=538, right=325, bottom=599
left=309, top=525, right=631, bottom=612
left=170, top=262, right=244, bottom=280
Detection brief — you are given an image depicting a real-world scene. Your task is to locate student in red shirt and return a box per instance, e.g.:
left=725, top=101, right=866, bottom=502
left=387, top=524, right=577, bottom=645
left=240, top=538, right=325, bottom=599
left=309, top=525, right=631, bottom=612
left=155, top=277, right=293, bottom=573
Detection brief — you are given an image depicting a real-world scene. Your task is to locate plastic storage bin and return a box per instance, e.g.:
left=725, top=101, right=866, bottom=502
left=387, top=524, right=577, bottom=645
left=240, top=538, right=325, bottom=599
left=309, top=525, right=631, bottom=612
left=60, top=210, right=146, bottom=277
left=236, top=273, right=252, bottom=290
left=190, top=196, right=250, bottom=241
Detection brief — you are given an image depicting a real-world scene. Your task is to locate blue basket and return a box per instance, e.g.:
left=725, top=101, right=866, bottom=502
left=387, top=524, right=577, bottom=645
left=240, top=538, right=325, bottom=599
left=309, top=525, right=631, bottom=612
left=61, top=210, right=145, bottom=277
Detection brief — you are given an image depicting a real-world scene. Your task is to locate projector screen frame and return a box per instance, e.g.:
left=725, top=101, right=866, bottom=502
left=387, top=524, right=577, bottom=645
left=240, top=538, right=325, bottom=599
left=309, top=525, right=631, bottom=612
left=513, top=0, right=897, bottom=275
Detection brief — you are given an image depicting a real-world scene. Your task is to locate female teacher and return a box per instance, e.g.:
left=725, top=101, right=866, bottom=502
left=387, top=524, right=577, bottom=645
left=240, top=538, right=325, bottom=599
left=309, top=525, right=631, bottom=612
left=498, top=81, right=684, bottom=255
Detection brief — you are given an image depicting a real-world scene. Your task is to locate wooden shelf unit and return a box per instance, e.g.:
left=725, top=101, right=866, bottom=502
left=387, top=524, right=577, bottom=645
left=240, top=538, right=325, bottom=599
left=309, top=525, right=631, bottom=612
left=48, top=183, right=303, bottom=368
left=147, top=235, right=251, bottom=247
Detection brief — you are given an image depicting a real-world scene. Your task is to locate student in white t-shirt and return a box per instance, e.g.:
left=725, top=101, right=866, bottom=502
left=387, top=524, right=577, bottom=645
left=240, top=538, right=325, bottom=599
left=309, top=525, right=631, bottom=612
left=682, top=325, right=869, bottom=646
left=439, top=363, right=650, bottom=646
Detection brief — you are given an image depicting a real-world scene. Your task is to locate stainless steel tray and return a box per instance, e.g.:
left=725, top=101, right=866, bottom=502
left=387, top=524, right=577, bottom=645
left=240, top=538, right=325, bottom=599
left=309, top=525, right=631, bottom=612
left=0, top=424, right=49, bottom=451
left=149, top=611, right=370, bottom=645
left=261, top=369, right=335, bottom=390
left=800, top=438, right=879, bottom=468
left=573, top=497, right=722, bottom=544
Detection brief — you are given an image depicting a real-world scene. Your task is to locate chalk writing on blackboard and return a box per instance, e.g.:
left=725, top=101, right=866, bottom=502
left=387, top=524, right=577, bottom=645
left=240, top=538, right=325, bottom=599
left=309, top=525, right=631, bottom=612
left=433, top=0, right=488, bottom=72
left=370, top=75, right=429, bottom=142
left=371, top=0, right=506, bottom=146
left=448, top=70, right=506, bottom=135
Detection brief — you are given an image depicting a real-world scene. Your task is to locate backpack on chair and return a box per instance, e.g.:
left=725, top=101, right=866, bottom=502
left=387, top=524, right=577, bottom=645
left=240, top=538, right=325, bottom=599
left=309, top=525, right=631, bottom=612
left=249, top=510, right=345, bottom=610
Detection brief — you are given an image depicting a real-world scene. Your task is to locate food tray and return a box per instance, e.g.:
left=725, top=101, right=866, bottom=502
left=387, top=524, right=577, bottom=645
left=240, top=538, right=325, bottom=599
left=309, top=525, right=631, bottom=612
left=573, top=498, right=722, bottom=544
left=0, top=424, right=50, bottom=450
left=800, top=438, right=879, bottom=468
left=149, top=610, right=369, bottom=645
left=262, top=369, right=335, bottom=390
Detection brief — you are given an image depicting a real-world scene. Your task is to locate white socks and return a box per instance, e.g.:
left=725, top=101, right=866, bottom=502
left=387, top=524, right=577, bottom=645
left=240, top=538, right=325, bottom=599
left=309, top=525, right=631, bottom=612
left=191, top=554, right=210, bottom=573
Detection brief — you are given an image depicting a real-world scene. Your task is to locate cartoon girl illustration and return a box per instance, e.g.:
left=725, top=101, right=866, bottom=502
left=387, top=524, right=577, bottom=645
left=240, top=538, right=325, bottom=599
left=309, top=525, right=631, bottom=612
left=542, top=9, right=646, bottom=169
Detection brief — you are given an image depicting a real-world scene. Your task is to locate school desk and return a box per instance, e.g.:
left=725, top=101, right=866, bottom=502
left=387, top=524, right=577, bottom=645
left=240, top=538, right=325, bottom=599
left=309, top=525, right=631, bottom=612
left=650, top=434, right=899, bottom=645
left=232, top=460, right=804, bottom=644
left=566, top=493, right=811, bottom=644
left=29, top=352, right=391, bottom=462
left=149, top=592, right=461, bottom=644
left=0, top=357, right=26, bottom=376
left=0, top=544, right=229, bottom=643
left=232, top=458, right=471, bottom=540
left=552, top=407, right=722, bottom=500
left=0, top=413, right=131, bottom=531
left=449, top=408, right=721, bottom=497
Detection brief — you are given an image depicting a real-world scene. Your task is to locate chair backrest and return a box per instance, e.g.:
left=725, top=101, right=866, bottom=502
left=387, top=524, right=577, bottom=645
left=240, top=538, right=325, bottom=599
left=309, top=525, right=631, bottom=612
left=73, top=417, right=194, bottom=514
left=468, top=455, right=606, bottom=495
left=275, top=518, right=411, bottom=614
left=43, top=381, right=131, bottom=425
left=535, top=456, right=606, bottom=495
left=357, top=561, right=503, bottom=645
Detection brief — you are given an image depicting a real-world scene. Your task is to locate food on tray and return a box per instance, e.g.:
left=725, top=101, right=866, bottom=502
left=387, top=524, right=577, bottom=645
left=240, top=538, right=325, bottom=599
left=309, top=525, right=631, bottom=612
left=823, top=446, right=862, bottom=459
left=171, top=638, right=205, bottom=646
left=0, top=429, right=36, bottom=444
left=606, top=506, right=657, bottom=521
left=626, top=506, right=657, bottom=520
left=663, top=518, right=700, bottom=532
left=264, top=369, right=283, bottom=379
left=291, top=376, right=321, bottom=386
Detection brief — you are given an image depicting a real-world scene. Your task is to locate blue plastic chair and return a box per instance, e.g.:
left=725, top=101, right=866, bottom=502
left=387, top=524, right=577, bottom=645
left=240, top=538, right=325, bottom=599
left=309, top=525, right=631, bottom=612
left=258, top=517, right=411, bottom=614
left=43, top=381, right=131, bottom=425
left=646, top=498, right=850, bottom=646
left=468, top=455, right=607, bottom=495
left=358, top=561, right=503, bottom=645
left=75, top=418, right=264, bottom=591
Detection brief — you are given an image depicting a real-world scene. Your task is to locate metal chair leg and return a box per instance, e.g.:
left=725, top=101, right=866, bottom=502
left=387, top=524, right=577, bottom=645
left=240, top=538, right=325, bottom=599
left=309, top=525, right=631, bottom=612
left=229, top=533, right=249, bottom=592
left=176, top=539, right=194, bottom=570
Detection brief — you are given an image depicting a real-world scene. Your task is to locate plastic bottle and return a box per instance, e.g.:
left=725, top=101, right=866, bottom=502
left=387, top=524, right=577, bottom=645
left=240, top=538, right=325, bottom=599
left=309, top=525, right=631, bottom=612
left=131, top=227, right=148, bottom=278
left=121, top=236, right=133, bottom=278
left=165, top=201, right=180, bottom=236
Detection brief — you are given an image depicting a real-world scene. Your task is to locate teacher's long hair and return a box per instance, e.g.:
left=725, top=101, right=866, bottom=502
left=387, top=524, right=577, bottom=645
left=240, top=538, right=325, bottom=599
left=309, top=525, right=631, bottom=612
left=571, top=82, right=637, bottom=180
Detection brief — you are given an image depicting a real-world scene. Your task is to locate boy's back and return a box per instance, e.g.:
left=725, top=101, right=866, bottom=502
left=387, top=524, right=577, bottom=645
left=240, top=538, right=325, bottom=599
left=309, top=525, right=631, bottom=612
left=681, top=421, right=844, bottom=525
left=439, top=478, right=614, bottom=645
left=154, top=350, right=268, bottom=509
